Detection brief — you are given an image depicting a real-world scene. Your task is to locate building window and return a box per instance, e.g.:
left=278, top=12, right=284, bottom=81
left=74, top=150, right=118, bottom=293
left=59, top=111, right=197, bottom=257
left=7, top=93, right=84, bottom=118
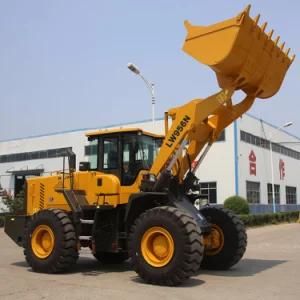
left=240, top=130, right=300, bottom=160
left=246, top=181, right=260, bottom=204
left=286, top=186, right=297, bottom=204
left=199, top=182, right=217, bottom=204
left=267, top=183, right=280, bottom=204
left=0, top=147, right=72, bottom=163
left=217, top=130, right=225, bottom=142
left=84, top=144, right=98, bottom=156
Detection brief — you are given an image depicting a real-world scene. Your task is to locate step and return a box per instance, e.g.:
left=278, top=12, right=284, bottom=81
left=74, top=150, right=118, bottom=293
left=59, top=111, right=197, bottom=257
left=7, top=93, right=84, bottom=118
left=80, top=219, right=94, bottom=224
left=79, top=236, right=92, bottom=240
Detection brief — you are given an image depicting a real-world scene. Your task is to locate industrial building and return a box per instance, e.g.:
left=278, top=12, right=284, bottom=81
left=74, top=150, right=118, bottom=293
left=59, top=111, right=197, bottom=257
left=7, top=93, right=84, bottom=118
left=1, top=114, right=300, bottom=213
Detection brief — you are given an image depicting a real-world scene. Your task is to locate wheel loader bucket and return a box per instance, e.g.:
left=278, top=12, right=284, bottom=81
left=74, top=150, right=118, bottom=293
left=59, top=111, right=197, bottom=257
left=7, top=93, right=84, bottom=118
left=183, top=5, right=295, bottom=99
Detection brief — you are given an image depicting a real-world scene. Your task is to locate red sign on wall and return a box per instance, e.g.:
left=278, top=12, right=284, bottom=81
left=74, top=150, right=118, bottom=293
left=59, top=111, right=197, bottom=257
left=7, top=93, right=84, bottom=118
left=249, top=150, right=256, bottom=176
left=279, top=159, right=285, bottom=180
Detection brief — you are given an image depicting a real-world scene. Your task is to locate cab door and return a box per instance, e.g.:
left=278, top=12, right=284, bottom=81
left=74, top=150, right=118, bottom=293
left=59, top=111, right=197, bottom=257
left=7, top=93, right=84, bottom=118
left=100, top=136, right=121, bottom=180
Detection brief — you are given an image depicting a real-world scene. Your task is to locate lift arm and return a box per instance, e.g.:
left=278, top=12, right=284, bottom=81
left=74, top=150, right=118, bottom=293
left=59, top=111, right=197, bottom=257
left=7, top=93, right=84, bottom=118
left=150, top=88, right=255, bottom=181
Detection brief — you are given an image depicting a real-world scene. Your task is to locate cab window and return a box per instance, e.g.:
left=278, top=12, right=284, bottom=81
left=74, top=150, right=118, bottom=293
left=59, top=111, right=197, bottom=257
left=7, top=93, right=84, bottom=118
left=103, top=138, right=119, bottom=170
left=122, top=134, right=161, bottom=186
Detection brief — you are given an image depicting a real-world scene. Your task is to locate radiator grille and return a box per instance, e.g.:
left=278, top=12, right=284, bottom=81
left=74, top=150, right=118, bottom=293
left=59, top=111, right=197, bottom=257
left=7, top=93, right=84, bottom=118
left=39, top=183, right=45, bottom=210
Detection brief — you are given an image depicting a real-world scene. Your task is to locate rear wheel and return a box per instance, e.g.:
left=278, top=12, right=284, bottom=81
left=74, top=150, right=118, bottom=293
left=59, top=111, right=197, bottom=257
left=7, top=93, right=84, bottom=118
left=93, top=252, right=128, bottom=264
left=24, top=209, right=78, bottom=273
left=200, top=206, right=247, bottom=270
left=129, top=206, right=204, bottom=286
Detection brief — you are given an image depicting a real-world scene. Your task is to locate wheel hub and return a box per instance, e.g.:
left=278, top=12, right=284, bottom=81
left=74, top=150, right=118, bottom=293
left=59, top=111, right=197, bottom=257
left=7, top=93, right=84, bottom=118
left=141, top=226, right=174, bottom=267
left=31, top=225, right=55, bottom=259
left=203, top=224, right=224, bottom=256
left=152, top=235, right=168, bottom=258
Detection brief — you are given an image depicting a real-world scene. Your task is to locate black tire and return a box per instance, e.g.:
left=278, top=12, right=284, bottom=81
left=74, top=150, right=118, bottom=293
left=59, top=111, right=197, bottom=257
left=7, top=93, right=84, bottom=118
left=24, top=209, right=78, bottom=273
left=200, top=206, right=247, bottom=270
left=93, top=252, right=129, bottom=264
left=129, top=206, right=204, bottom=286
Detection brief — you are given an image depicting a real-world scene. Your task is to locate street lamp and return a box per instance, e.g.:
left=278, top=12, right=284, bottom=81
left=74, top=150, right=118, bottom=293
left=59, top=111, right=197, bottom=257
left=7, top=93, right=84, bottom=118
left=270, top=121, right=293, bottom=213
left=127, top=63, right=156, bottom=124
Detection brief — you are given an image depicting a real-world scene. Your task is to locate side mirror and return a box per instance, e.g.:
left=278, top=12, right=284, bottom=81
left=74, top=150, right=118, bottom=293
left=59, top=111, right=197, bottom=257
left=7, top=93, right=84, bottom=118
left=79, top=161, right=90, bottom=171
left=63, top=148, right=76, bottom=172
left=69, top=154, right=76, bottom=172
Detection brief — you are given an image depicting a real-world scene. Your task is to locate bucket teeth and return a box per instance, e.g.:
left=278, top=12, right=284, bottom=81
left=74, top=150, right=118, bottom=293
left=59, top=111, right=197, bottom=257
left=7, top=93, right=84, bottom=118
left=249, top=6, right=295, bottom=67
left=261, top=22, right=267, bottom=32
left=245, top=4, right=251, bottom=14
left=246, top=7, right=293, bottom=62
left=254, top=14, right=260, bottom=24
left=268, top=29, right=274, bottom=39
left=291, top=54, right=296, bottom=62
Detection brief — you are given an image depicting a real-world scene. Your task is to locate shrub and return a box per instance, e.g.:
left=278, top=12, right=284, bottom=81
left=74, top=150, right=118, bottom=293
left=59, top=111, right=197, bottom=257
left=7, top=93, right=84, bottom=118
left=224, top=195, right=250, bottom=215
left=0, top=216, right=4, bottom=228
left=2, top=190, right=25, bottom=214
left=240, top=211, right=299, bottom=227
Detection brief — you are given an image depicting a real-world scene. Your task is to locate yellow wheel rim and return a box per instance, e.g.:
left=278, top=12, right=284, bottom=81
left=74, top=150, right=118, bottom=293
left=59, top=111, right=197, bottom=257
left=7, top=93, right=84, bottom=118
left=141, top=226, right=175, bottom=268
left=31, top=225, right=55, bottom=259
left=203, top=224, right=224, bottom=256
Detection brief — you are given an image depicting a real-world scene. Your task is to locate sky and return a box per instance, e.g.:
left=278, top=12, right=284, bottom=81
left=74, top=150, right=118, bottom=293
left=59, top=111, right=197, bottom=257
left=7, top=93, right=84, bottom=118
left=0, top=0, right=299, bottom=142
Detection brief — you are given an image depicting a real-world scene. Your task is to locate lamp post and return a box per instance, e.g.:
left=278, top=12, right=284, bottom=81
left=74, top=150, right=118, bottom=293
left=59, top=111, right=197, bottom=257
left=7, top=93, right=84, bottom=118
left=127, top=63, right=155, bottom=124
left=270, top=121, right=293, bottom=213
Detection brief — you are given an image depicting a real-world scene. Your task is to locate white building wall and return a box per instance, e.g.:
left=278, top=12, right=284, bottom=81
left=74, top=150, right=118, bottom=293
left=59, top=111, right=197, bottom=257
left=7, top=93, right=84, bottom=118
left=195, top=124, right=235, bottom=204
left=238, top=114, right=300, bottom=205
left=0, top=130, right=87, bottom=197
left=1, top=114, right=300, bottom=210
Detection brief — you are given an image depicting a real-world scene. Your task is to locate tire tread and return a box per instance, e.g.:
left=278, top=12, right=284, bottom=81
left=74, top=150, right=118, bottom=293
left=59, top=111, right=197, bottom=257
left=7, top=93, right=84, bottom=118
left=24, top=209, right=78, bottom=273
left=200, top=206, right=247, bottom=270
left=129, top=206, right=204, bottom=286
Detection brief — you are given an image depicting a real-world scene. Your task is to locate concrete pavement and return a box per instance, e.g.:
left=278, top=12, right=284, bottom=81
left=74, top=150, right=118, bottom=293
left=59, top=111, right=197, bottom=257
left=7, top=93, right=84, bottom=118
left=0, top=223, right=299, bottom=300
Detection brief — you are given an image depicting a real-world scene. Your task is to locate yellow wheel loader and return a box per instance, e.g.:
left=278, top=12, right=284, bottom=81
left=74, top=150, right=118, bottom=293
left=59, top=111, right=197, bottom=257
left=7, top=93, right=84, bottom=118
left=5, top=5, right=294, bottom=286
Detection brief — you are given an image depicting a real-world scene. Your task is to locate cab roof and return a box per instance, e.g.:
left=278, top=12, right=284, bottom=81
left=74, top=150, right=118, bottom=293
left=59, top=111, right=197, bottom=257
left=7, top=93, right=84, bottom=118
left=86, top=127, right=164, bottom=139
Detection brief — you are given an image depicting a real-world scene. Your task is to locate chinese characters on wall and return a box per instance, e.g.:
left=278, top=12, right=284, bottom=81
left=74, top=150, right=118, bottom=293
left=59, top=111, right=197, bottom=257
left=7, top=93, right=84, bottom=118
left=249, top=150, right=256, bottom=176
left=248, top=150, right=286, bottom=179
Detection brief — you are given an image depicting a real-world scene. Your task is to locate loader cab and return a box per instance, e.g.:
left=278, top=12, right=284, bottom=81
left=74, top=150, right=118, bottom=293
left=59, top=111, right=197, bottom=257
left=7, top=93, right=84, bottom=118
left=85, top=128, right=163, bottom=186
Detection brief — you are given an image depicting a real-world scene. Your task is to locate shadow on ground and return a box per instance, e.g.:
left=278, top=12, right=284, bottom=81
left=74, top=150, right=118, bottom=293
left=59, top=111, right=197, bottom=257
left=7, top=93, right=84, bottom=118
left=73, top=256, right=132, bottom=276
left=11, top=255, right=132, bottom=276
left=11, top=257, right=286, bottom=285
left=200, top=258, right=287, bottom=277
left=11, top=256, right=205, bottom=287
left=131, top=276, right=205, bottom=288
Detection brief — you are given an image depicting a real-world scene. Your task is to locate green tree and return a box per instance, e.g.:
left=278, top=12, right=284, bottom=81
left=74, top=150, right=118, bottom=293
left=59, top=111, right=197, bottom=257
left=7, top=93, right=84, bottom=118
left=2, top=190, right=25, bottom=214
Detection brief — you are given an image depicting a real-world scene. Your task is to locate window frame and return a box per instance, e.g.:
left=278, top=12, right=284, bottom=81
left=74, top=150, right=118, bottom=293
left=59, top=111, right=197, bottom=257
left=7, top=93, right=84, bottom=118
left=246, top=180, right=261, bottom=204
left=286, top=186, right=297, bottom=204
left=199, top=181, right=217, bottom=204
left=240, top=130, right=300, bottom=160
left=267, top=183, right=280, bottom=204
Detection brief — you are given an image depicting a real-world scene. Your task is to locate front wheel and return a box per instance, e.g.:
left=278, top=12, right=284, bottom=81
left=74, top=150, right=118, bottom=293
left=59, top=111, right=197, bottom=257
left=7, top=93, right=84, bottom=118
left=24, top=209, right=79, bottom=273
left=129, top=206, right=204, bottom=286
left=200, top=206, right=247, bottom=270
